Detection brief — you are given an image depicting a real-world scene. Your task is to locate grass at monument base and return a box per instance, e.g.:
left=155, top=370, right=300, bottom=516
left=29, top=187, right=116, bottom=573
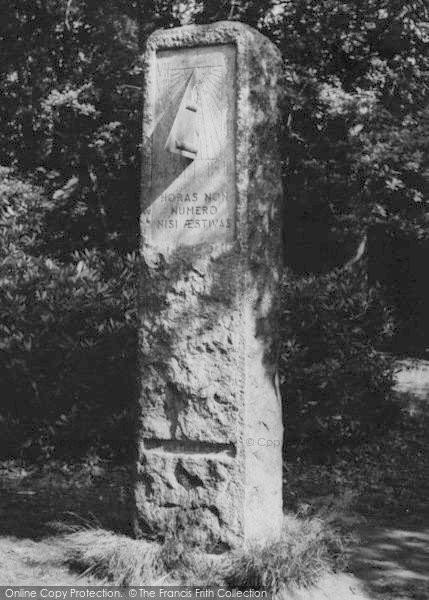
left=54, top=512, right=346, bottom=589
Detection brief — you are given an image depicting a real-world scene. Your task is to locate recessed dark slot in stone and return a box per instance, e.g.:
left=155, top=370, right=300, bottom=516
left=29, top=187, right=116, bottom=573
left=144, top=438, right=237, bottom=458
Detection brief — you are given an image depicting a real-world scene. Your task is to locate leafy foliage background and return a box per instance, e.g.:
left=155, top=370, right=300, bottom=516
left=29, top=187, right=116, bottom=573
left=1, top=0, right=428, bottom=459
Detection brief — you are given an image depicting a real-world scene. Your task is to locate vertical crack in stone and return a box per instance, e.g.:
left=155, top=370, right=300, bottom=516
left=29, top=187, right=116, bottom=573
left=143, top=472, right=155, bottom=497
left=164, top=381, right=187, bottom=438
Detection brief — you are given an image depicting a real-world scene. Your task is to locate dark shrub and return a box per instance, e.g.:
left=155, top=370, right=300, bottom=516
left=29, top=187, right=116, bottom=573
left=369, top=225, right=429, bottom=356
left=0, top=169, right=137, bottom=460
left=280, top=265, right=396, bottom=454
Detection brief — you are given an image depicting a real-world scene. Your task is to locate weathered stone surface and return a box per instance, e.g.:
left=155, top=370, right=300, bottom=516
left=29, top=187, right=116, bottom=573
left=135, top=21, right=284, bottom=550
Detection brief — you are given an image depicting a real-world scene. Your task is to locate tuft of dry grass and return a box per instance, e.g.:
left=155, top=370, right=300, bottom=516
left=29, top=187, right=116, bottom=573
left=58, top=512, right=347, bottom=589
left=60, top=529, right=163, bottom=585
left=224, top=514, right=347, bottom=594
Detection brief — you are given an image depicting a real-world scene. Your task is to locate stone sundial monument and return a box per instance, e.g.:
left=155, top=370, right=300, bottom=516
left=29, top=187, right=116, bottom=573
left=135, top=21, right=284, bottom=551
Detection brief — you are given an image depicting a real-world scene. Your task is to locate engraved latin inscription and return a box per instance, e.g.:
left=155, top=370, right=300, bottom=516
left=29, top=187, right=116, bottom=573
left=149, top=45, right=236, bottom=248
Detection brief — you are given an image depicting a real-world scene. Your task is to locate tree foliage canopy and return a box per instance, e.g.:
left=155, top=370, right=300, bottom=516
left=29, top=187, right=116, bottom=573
left=2, top=0, right=428, bottom=255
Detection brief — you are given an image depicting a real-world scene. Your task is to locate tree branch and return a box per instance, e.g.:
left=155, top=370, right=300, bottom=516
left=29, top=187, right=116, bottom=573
left=65, top=0, right=73, bottom=31
left=345, top=235, right=367, bottom=268
left=228, top=1, right=237, bottom=20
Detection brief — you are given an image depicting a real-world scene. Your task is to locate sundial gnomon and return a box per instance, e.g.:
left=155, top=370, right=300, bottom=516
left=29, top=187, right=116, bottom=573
left=160, top=63, right=225, bottom=161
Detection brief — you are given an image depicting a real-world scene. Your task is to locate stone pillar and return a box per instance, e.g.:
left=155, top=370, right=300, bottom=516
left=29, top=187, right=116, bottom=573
left=136, top=21, right=284, bottom=551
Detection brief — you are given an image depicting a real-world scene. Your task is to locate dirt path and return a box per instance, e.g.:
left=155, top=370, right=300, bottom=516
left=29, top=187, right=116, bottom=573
left=348, top=370, right=429, bottom=600
left=0, top=537, right=94, bottom=585
left=284, top=391, right=429, bottom=600
left=350, top=524, right=429, bottom=600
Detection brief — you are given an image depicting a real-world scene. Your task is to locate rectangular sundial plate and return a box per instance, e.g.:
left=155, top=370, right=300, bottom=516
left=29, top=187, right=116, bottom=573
left=148, top=44, right=236, bottom=249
